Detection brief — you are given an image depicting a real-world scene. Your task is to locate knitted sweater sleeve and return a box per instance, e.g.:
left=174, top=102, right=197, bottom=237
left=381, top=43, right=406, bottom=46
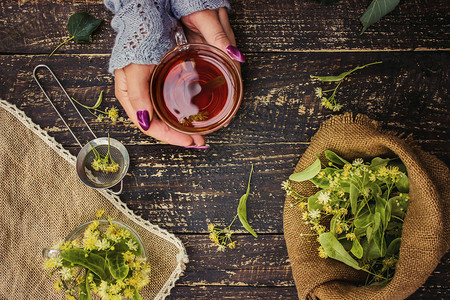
left=104, top=0, right=177, bottom=74
left=170, top=0, right=230, bottom=19
left=105, top=0, right=230, bottom=74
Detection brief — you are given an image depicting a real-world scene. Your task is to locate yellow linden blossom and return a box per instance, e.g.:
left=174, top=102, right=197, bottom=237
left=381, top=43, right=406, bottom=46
left=369, top=172, right=377, bottom=182
left=301, top=211, right=309, bottom=221
left=86, top=220, right=100, bottom=234
left=83, top=235, right=99, bottom=251
left=106, top=223, right=121, bottom=242
left=227, top=241, right=236, bottom=249
left=314, top=224, right=326, bottom=235
left=119, top=228, right=131, bottom=239
left=209, top=232, right=219, bottom=244
left=207, top=223, right=215, bottom=232
left=53, top=280, right=62, bottom=292
left=346, top=233, right=356, bottom=241
left=124, top=287, right=134, bottom=298
left=378, top=166, right=389, bottom=177
left=65, top=295, right=76, bottom=300
left=126, top=239, right=138, bottom=251
left=298, top=202, right=307, bottom=211
left=107, top=106, right=119, bottom=123
left=318, top=246, right=328, bottom=258
left=60, top=241, right=74, bottom=251
left=122, top=251, right=135, bottom=263
left=95, top=209, right=105, bottom=218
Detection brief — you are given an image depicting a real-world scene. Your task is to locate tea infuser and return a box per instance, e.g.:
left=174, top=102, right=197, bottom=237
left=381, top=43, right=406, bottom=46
left=33, top=64, right=129, bottom=195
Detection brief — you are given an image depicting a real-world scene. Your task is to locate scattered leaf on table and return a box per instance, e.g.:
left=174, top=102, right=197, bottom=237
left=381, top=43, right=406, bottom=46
left=68, top=12, right=103, bottom=43
left=289, top=158, right=321, bottom=182
left=360, top=0, right=400, bottom=34
left=49, top=12, right=102, bottom=56
left=237, top=165, right=258, bottom=238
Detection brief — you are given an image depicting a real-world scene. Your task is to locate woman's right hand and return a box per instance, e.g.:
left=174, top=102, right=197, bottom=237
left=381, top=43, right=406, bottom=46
left=114, top=63, right=208, bottom=149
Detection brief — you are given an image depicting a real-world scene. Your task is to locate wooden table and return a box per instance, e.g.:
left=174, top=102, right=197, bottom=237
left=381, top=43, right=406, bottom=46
left=0, top=0, right=448, bottom=298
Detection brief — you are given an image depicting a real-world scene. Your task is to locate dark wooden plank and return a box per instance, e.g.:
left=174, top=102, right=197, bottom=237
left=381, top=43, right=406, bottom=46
left=0, top=0, right=449, bottom=54
left=169, top=235, right=448, bottom=298
left=0, top=52, right=447, bottom=159
left=167, top=286, right=298, bottom=299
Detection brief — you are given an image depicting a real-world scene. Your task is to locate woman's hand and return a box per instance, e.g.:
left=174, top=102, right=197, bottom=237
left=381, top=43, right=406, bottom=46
left=112, top=7, right=243, bottom=148
left=114, top=64, right=207, bottom=148
left=181, top=7, right=245, bottom=65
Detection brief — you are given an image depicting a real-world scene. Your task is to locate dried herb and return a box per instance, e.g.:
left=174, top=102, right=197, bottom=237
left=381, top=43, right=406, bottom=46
left=50, top=12, right=103, bottom=56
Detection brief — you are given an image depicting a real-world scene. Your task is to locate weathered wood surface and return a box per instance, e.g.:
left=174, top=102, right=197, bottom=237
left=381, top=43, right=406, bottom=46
left=0, top=0, right=448, bottom=299
left=0, top=0, right=449, bottom=54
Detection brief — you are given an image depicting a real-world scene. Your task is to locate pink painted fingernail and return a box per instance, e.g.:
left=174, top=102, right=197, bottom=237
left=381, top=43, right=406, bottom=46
left=183, top=144, right=210, bottom=149
left=137, top=110, right=150, bottom=131
left=226, top=45, right=245, bottom=63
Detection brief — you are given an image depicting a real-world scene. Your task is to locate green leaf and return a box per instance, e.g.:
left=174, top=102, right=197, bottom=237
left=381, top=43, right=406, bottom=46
left=370, top=157, right=390, bottom=169
left=289, top=158, right=321, bottom=182
left=319, top=232, right=361, bottom=270
left=237, top=165, right=258, bottom=238
left=351, top=238, right=364, bottom=259
left=61, top=248, right=109, bottom=280
left=49, top=12, right=102, bottom=56
left=307, top=192, right=323, bottom=211
left=85, top=272, right=92, bottom=300
left=67, top=12, right=103, bottom=43
left=395, top=172, right=409, bottom=193
left=133, top=288, right=143, bottom=300
left=114, top=238, right=142, bottom=257
left=354, top=210, right=372, bottom=228
left=107, top=251, right=129, bottom=280
left=349, top=183, right=359, bottom=215
left=372, top=211, right=381, bottom=233
left=324, top=150, right=348, bottom=165
left=360, top=0, right=400, bottom=34
left=91, top=90, right=104, bottom=109
left=78, top=275, right=90, bottom=300
left=310, top=62, right=382, bottom=82
left=366, top=226, right=374, bottom=242
left=386, top=237, right=401, bottom=256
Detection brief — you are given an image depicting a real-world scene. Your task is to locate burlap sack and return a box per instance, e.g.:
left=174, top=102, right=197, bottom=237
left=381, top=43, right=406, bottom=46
left=0, top=99, right=188, bottom=299
left=284, top=113, right=449, bottom=300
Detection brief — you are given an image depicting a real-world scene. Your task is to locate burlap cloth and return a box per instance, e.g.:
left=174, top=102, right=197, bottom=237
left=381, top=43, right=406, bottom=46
left=0, top=99, right=188, bottom=299
left=284, top=113, right=449, bottom=300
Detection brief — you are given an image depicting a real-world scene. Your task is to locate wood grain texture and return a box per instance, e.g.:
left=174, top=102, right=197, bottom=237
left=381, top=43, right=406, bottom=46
left=0, top=0, right=449, bottom=54
left=0, top=0, right=448, bottom=298
left=1, top=52, right=447, bottom=156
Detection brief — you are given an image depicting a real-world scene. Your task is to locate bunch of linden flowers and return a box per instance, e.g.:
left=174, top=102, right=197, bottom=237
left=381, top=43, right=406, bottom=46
left=283, top=150, right=410, bottom=285
left=90, top=134, right=120, bottom=173
left=43, top=210, right=150, bottom=300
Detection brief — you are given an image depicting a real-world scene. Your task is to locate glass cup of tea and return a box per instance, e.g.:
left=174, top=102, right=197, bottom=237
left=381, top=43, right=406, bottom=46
left=150, top=27, right=243, bottom=135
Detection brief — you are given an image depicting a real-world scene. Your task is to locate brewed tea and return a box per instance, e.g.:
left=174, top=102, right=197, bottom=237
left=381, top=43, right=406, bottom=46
left=151, top=46, right=240, bottom=134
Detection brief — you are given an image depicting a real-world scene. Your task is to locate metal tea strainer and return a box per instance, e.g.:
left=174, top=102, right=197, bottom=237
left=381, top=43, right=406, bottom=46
left=33, top=64, right=129, bottom=195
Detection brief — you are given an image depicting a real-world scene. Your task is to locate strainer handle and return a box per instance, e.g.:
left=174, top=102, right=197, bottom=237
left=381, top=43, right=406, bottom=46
left=33, top=64, right=98, bottom=148
left=110, top=180, right=124, bottom=195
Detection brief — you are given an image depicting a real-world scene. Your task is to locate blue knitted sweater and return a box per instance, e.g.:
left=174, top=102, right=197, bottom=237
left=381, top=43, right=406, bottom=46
left=104, top=0, right=230, bottom=74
